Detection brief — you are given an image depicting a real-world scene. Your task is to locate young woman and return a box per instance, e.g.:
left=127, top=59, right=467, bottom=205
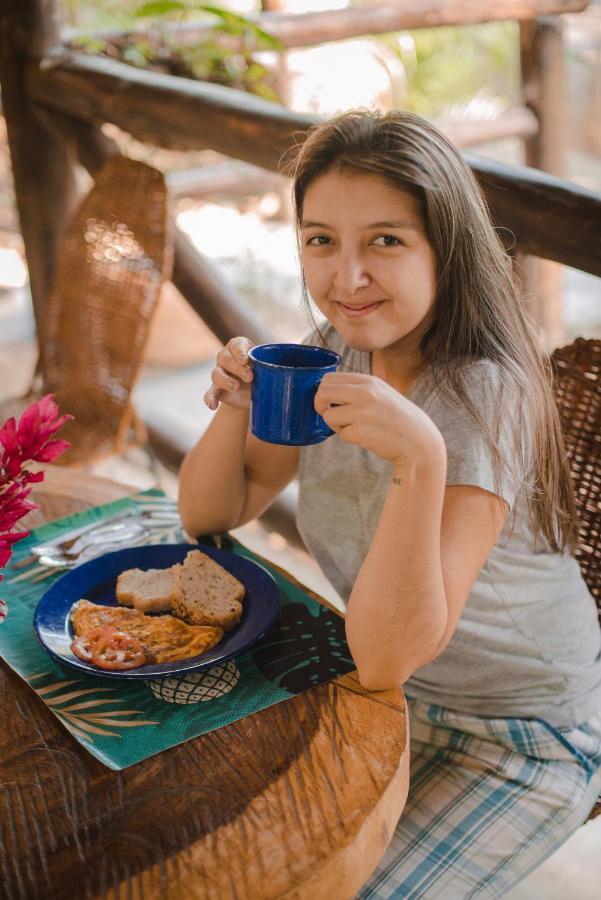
left=178, top=110, right=601, bottom=898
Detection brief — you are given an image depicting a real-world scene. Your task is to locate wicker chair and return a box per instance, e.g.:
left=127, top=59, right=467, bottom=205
left=551, top=338, right=601, bottom=821
left=1, top=155, right=171, bottom=465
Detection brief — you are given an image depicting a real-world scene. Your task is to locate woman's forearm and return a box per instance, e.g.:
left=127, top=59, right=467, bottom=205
left=178, top=404, right=250, bottom=537
left=345, top=448, right=447, bottom=691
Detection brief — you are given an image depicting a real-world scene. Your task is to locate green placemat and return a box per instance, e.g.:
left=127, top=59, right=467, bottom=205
left=0, top=489, right=354, bottom=770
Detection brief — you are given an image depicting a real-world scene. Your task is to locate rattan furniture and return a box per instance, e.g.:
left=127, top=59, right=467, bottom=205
left=0, top=155, right=171, bottom=465
left=552, top=337, right=601, bottom=820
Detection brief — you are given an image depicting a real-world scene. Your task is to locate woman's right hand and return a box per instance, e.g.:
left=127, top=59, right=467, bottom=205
left=204, top=336, right=254, bottom=411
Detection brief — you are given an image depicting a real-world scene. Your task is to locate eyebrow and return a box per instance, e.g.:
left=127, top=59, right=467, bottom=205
left=301, top=219, right=419, bottom=230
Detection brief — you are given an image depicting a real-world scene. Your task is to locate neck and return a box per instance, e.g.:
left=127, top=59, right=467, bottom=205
left=371, top=345, right=426, bottom=394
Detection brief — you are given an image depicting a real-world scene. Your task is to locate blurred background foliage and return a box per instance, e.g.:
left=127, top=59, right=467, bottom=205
left=384, top=23, right=519, bottom=117
left=62, top=0, right=519, bottom=117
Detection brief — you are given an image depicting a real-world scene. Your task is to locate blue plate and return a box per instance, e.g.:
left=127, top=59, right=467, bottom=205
left=33, top=543, right=280, bottom=679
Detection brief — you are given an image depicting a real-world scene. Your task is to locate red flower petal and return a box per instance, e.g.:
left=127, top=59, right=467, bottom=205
left=0, top=416, right=18, bottom=455
left=19, top=470, right=45, bottom=484
left=35, top=439, right=71, bottom=463
left=0, top=531, right=30, bottom=546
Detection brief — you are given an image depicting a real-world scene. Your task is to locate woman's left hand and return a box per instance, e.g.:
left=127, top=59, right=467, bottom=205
left=314, top=372, right=446, bottom=469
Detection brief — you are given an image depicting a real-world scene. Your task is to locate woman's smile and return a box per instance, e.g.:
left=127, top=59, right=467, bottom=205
left=337, top=300, right=385, bottom=318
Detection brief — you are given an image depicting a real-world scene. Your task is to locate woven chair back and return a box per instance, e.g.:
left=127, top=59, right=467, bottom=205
left=551, top=338, right=601, bottom=615
left=552, top=338, right=601, bottom=821
left=39, top=155, right=171, bottom=465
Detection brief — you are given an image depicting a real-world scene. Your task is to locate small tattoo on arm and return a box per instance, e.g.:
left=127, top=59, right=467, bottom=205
left=392, top=476, right=402, bottom=486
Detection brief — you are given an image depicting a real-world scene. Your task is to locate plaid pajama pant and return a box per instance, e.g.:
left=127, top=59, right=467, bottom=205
left=357, top=698, right=601, bottom=899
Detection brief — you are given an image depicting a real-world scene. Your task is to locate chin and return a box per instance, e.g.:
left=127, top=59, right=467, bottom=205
left=337, top=319, right=421, bottom=354
left=339, top=328, right=404, bottom=354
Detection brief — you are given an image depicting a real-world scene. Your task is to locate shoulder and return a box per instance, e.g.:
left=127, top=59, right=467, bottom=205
left=423, top=358, right=522, bottom=420
left=420, top=357, right=528, bottom=460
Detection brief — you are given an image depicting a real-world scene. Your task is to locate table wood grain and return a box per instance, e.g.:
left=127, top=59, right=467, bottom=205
left=1, top=469, right=409, bottom=900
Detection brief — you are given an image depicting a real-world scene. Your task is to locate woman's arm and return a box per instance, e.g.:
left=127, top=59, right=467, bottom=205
left=178, top=337, right=298, bottom=537
left=346, top=474, right=507, bottom=691
left=315, top=370, right=508, bottom=691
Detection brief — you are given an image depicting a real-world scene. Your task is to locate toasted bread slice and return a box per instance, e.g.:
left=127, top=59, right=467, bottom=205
left=116, top=565, right=180, bottom=613
left=172, top=549, right=245, bottom=630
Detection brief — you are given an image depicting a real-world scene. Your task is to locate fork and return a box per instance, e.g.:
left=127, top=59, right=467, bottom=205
left=32, top=508, right=179, bottom=558
left=11, top=507, right=180, bottom=570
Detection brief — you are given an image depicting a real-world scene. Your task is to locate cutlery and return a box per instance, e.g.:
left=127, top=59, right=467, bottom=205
left=11, top=506, right=181, bottom=572
left=63, top=521, right=146, bottom=557
left=37, top=538, right=140, bottom=568
left=31, top=509, right=139, bottom=558
left=32, top=508, right=180, bottom=558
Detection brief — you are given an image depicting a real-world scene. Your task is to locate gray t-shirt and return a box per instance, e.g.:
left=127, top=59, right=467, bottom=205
left=297, top=325, right=601, bottom=727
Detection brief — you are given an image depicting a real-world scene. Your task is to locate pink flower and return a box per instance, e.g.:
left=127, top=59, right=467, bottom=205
left=0, top=394, right=73, bottom=482
left=0, top=395, right=72, bottom=579
left=0, top=479, right=37, bottom=526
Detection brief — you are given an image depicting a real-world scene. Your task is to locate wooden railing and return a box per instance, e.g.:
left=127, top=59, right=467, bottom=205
left=1, top=0, right=599, bottom=544
left=30, top=51, right=601, bottom=276
left=2, top=1, right=598, bottom=326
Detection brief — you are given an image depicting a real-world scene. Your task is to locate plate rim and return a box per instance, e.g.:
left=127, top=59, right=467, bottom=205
left=33, top=542, right=280, bottom=680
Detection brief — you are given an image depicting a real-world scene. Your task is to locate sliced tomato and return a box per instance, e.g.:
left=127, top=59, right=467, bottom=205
left=90, top=629, right=147, bottom=670
left=71, top=626, right=110, bottom=663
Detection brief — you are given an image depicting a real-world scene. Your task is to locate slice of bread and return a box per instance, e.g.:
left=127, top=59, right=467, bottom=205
left=116, top=566, right=180, bottom=613
left=171, top=549, right=245, bottom=630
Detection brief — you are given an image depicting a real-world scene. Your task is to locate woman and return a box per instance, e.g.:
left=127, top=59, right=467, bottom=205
left=178, top=110, right=601, bottom=898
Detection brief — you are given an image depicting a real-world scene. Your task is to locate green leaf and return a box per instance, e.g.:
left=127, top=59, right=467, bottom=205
left=246, top=61, right=269, bottom=81
left=135, top=0, right=188, bottom=18
left=71, top=35, right=108, bottom=54
left=199, top=4, right=245, bottom=21
left=250, top=82, right=282, bottom=103
left=123, top=44, right=153, bottom=67
left=251, top=25, right=284, bottom=51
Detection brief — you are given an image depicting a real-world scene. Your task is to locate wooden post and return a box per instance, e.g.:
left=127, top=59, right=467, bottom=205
left=519, top=16, right=567, bottom=349
left=0, top=0, right=79, bottom=337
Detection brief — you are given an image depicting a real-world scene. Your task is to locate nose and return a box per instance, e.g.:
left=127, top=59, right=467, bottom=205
left=333, top=250, right=371, bottom=296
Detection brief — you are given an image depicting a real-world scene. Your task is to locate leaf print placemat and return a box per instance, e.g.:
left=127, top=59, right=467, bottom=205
left=0, top=489, right=355, bottom=770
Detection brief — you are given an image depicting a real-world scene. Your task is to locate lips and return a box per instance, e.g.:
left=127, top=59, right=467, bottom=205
left=338, top=301, right=383, bottom=318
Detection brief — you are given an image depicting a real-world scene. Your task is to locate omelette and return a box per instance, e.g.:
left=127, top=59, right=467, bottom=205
left=70, top=599, right=224, bottom=666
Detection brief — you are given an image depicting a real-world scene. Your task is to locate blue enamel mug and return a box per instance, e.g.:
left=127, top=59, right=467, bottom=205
left=248, top=343, right=340, bottom=445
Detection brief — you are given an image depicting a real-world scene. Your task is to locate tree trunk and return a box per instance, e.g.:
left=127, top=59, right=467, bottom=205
left=519, top=16, right=567, bottom=349
left=0, top=0, right=79, bottom=337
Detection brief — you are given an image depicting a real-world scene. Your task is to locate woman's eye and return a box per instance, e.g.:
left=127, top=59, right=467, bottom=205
left=372, top=234, right=402, bottom=247
left=306, top=235, right=331, bottom=247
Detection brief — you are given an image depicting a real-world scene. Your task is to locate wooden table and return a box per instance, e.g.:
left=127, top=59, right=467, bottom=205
left=1, top=469, right=409, bottom=900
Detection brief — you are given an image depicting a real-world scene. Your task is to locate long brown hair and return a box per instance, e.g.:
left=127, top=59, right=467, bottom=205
left=282, top=109, right=578, bottom=553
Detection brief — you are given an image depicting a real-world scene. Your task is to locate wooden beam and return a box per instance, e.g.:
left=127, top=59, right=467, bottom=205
left=465, top=153, right=601, bottom=278
left=519, top=16, right=567, bottom=346
left=27, top=54, right=535, bottom=159
left=0, top=0, right=79, bottom=335
left=521, top=18, right=567, bottom=173
left=251, top=0, right=590, bottom=47
left=29, top=52, right=309, bottom=166
left=64, top=1, right=590, bottom=51
left=437, top=105, right=538, bottom=146
left=167, top=162, right=283, bottom=201
left=31, top=54, right=601, bottom=276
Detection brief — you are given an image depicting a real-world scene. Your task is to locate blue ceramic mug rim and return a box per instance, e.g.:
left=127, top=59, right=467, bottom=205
left=248, top=343, right=340, bottom=371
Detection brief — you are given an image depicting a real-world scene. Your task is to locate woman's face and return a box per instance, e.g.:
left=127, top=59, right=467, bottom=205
left=300, top=169, right=437, bottom=355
